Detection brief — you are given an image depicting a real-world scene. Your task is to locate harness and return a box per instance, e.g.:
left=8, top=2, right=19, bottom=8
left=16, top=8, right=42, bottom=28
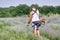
left=32, top=10, right=38, bottom=15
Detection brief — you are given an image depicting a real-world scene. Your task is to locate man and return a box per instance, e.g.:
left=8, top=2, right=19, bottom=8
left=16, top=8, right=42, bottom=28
left=27, top=4, right=41, bottom=36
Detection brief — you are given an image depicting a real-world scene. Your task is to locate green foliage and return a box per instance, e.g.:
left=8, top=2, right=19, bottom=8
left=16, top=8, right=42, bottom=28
left=0, top=19, right=60, bottom=40
left=55, top=6, right=60, bottom=14
left=51, top=24, right=60, bottom=30
left=15, top=4, right=30, bottom=16
left=41, top=30, right=60, bottom=40
left=0, top=4, right=60, bottom=17
left=0, top=21, right=12, bottom=29
left=0, top=20, right=49, bottom=40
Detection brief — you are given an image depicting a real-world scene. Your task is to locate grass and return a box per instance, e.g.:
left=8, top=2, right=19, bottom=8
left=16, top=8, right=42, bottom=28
left=40, top=30, right=60, bottom=40
left=0, top=30, right=40, bottom=40
left=0, top=17, right=60, bottom=40
left=0, top=20, right=49, bottom=40
left=51, top=24, right=60, bottom=30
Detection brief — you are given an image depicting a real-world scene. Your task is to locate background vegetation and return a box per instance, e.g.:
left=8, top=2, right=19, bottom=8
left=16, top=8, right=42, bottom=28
left=0, top=4, right=60, bottom=17
left=0, top=17, right=60, bottom=40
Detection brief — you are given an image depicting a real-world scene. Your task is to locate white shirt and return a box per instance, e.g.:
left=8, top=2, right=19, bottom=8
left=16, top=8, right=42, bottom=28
left=32, top=10, right=40, bottom=22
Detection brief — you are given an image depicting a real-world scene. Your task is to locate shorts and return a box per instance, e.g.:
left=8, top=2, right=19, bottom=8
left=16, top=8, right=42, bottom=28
left=32, top=21, right=41, bottom=30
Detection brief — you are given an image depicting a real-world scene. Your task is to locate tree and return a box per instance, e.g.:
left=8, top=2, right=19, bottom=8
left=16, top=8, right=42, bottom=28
left=55, top=6, right=60, bottom=14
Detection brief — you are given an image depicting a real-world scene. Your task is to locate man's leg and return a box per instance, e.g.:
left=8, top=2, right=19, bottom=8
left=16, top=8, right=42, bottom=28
left=34, top=29, right=40, bottom=36
left=36, top=29, right=40, bottom=36
left=34, top=28, right=37, bottom=36
left=36, top=23, right=40, bottom=36
left=32, top=22, right=40, bottom=36
left=34, top=27, right=40, bottom=36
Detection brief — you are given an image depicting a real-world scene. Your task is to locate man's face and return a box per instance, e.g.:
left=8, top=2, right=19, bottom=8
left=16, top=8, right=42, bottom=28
left=32, top=8, right=36, bottom=11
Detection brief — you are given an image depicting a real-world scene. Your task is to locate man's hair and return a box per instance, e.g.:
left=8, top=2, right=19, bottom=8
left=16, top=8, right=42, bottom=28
left=31, top=4, right=35, bottom=8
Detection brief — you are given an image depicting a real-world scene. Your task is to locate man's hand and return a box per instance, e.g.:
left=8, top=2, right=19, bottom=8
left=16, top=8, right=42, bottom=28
left=26, top=21, right=29, bottom=26
left=26, top=23, right=29, bottom=26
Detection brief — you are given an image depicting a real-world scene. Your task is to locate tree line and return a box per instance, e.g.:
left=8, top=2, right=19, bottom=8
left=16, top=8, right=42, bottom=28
left=0, top=4, right=60, bottom=17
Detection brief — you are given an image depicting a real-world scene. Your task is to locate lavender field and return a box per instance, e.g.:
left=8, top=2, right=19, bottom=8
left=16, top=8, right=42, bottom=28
left=0, top=16, right=60, bottom=40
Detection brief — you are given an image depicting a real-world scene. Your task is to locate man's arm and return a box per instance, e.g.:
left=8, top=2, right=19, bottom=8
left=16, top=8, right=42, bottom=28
left=27, top=11, right=33, bottom=25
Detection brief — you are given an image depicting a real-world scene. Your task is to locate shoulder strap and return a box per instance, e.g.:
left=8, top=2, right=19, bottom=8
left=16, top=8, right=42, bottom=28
left=32, top=10, right=38, bottom=15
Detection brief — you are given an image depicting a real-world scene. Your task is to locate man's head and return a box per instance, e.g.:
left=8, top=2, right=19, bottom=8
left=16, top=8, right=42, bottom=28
left=31, top=4, right=36, bottom=11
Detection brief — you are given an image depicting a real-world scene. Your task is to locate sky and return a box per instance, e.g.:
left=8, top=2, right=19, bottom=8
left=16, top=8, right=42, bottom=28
left=0, top=0, right=60, bottom=7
